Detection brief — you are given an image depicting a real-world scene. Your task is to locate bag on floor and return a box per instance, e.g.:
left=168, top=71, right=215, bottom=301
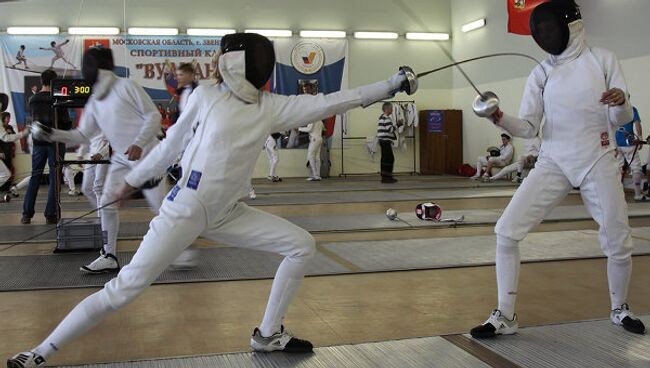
left=457, top=164, right=476, bottom=177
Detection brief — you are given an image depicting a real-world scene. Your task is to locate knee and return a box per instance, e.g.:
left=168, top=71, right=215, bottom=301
left=288, top=230, right=317, bottom=261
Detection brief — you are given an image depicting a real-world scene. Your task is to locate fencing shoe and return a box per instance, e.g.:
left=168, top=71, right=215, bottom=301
left=7, top=352, right=46, bottom=368
left=470, top=309, right=518, bottom=338
left=611, top=303, right=646, bottom=335
left=169, top=248, right=199, bottom=271
left=250, top=326, right=313, bottom=353
left=80, top=253, right=120, bottom=274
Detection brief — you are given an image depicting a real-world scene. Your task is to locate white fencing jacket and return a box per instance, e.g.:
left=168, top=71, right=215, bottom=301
left=126, top=79, right=398, bottom=222
left=51, top=70, right=161, bottom=158
left=524, top=137, right=541, bottom=157
left=496, top=21, right=633, bottom=186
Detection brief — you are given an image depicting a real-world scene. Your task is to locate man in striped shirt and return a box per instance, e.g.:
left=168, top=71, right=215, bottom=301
left=377, top=102, right=399, bottom=183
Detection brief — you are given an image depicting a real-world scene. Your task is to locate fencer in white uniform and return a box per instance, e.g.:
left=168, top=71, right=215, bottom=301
left=7, top=33, right=413, bottom=367
left=615, top=106, right=646, bottom=201
left=470, top=1, right=645, bottom=339
left=0, top=124, right=29, bottom=191
left=265, top=133, right=282, bottom=181
left=471, top=133, right=514, bottom=180
left=301, top=120, right=324, bottom=180
left=31, top=47, right=164, bottom=274
left=489, top=136, right=541, bottom=182
left=77, top=134, right=110, bottom=211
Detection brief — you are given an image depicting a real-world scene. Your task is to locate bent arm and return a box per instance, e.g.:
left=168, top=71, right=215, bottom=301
left=603, top=52, right=633, bottom=126
left=496, top=68, right=544, bottom=139
left=125, top=89, right=200, bottom=188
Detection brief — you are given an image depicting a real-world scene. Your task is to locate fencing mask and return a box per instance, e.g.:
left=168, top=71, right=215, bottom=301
left=530, top=0, right=581, bottom=55
left=218, top=33, right=275, bottom=103
left=82, top=47, right=115, bottom=85
left=0, top=93, right=8, bottom=112
left=415, top=203, right=442, bottom=221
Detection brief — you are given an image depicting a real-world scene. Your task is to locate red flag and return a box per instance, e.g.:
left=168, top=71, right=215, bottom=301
left=507, top=0, right=547, bottom=35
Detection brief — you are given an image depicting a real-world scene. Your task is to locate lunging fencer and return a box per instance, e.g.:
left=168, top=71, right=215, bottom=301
left=470, top=0, right=645, bottom=339
left=7, top=33, right=415, bottom=367
left=30, top=47, right=165, bottom=274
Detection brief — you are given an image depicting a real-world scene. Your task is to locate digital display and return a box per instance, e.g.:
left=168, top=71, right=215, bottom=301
left=51, top=79, right=93, bottom=99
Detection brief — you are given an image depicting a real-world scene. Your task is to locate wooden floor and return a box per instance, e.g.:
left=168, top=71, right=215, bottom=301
left=1, top=177, right=649, bottom=366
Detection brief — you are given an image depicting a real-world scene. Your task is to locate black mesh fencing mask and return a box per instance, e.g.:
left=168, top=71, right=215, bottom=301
left=82, top=47, right=115, bottom=85
left=220, top=33, right=275, bottom=89
left=530, top=1, right=581, bottom=55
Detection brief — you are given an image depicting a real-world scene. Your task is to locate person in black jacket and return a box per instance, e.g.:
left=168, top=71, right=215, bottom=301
left=21, top=69, right=70, bottom=224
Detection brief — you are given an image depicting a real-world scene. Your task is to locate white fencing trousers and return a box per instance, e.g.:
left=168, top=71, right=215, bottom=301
left=476, top=156, right=509, bottom=173
left=495, top=152, right=633, bottom=309
left=491, top=155, right=532, bottom=180
left=307, top=135, right=323, bottom=178
left=264, top=137, right=279, bottom=177
left=617, top=146, right=643, bottom=175
left=32, top=192, right=316, bottom=359
left=82, top=162, right=109, bottom=214
left=0, top=160, right=10, bottom=188
left=100, top=154, right=164, bottom=255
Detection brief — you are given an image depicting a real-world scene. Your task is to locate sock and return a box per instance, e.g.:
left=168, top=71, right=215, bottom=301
left=496, top=235, right=520, bottom=320
left=33, top=292, right=113, bottom=360
left=259, top=257, right=309, bottom=337
left=608, top=257, right=632, bottom=310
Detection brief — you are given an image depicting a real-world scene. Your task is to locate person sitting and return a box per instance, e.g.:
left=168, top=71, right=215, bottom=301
left=487, top=136, right=540, bottom=183
left=471, top=133, right=514, bottom=180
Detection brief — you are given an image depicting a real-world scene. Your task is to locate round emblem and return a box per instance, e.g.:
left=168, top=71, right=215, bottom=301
left=291, top=42, right=325, bottom=75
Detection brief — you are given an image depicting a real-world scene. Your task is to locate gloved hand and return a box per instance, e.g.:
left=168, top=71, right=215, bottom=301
left=388, top=70, right=407, bottom=91
left=30, top=121, right=53, bottom=142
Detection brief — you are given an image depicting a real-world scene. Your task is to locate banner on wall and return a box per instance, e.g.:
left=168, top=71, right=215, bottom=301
left=1, top=34, right=349, bottom=144
left=507, top=0, right=546, bottom=35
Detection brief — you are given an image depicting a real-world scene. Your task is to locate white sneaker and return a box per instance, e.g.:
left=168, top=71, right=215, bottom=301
left=9, top=186, right=19, bottom=197
left=470, top=309, right=518, bottom=338
left=168, top=249, right=199, bottom=270
left=7, top=351, right=46, bottom=367
left=249, top=189, right=257, bottom=199
left=250, top=325, right=313, bottom=353
left=634, top=195, right=648, bottom=202
left=611, top=303, right=646, bottom=334
left=68, top=189, right=81, bottom=196
left=307, top=176, right=321, bottom=181
left=80, top=254, right=120, bottom=274
left=470, top=175, right=480, bottom=180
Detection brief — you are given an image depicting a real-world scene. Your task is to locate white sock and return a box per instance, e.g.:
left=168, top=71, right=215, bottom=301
left=100, top=206, right=119, bottom=255
left=633, top=172, right=643, bottom=197
left=496, top=235, right=520, bottom=320
left=33, top=292, right=113, bottom=360
left=259, top=257, right=309, bottom=337
left=608, top=257, right=632, bottom=309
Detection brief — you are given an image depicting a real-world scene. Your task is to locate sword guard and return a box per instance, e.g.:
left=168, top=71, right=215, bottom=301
left=399, top=66, right=418, bottom=95
left=473, top=91, right=500, bottom=118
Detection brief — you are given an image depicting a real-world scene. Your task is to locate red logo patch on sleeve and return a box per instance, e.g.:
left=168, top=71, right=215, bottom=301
left=600, top=132, right=610, bottom=147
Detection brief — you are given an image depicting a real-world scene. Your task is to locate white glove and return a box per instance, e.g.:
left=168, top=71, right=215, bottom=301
left=31, top=122, right=53, bottom=142
left=388, top=70, right=407, bottom=91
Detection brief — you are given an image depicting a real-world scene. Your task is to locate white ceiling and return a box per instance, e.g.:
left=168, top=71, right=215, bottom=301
left=0, top=0, right=452, bottom=34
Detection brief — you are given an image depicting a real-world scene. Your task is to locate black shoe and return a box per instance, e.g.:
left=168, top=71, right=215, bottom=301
left=250, top=326, right=313, bottom=353
left=45, top=217, right=59, bottom=225
left=20, top=216, right=31, bottom=225
left=381, top=177, right=398, bottom=184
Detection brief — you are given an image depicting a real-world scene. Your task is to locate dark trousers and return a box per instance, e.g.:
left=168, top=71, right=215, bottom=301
left=22, top=143, right=64, bottom=219
left=379, top=140, right=395, bottom=178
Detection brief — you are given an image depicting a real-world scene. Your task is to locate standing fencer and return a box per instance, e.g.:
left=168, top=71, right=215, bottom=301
left=299, top=82, right=324, bottom=181
left=265, top=133, right=282, bottom=182
left=77, top=134, right=110, bottom=211
left=6, top=33, right=413, bottom=367
left=1, top=113, right=30, bottom=194
left=470, top=0, right=645, bottom=339
left=615, top=106, right=646, bottom=201
left=487, top=136, right=541, bottom=183
left=471, top=133, right=514, bottom=180
left=30, top=47, right=164, bottom=274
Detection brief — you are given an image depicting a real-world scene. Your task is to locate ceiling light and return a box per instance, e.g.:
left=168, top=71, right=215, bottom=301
left=299, top=30, right=346, bottom=38
left=7, top=27, right=60, bottom=35
left=68, top=27, right=120, bottom=35
left=405, top=32, right=449, bottom=41
left=187, top=28, right=236, bottom=36
left=127, top=27, right=179, bottom=36
left=245, top=29, right=292, bottom=37
left=462, top=18, right=486, bottom=33
left=353, top=32, right=399, bottom=40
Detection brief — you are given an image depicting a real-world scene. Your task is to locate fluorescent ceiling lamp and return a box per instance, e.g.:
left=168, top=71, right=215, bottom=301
left=7, top=27, right=60, bottom=35
left=462, top=18, right=486, bottom=33
left=405, top=32, right=449, bottom=41
left=299, top=30, right=346, bottom=38
left=245, top=29, right=292, bottom=37
left=353, top=32, right=398, bottom=40
left=187, top=28, right=236, bottom=36
left=68, top=27, right=120, bottom=35
left=127, top=27, right=179, bottom=36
